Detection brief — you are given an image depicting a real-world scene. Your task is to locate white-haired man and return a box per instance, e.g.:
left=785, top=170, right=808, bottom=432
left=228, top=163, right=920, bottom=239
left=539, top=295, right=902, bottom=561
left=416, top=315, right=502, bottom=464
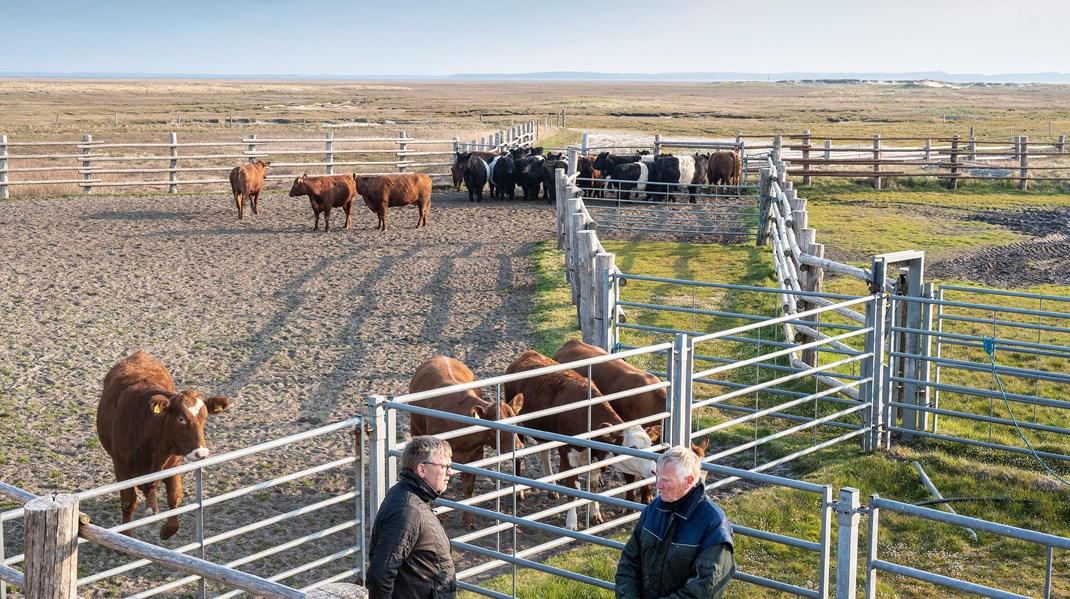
left=615, top=445, right=734, bottom=598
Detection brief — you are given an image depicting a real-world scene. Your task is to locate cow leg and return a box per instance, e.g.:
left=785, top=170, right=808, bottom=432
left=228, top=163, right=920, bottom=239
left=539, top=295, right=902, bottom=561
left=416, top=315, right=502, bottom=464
left=141, top=481, right=160, bottom=515
left=417, top=200, right=429, bottom=228
left=312, top=207, right=321, bottom=231
left=462, top=472, right=477, bottom=530
left=640, top=482, right=654, bottom=504
left=539, top=449, right=558, bottom=499
left=323, top=207, right=332, bottom=232
left=235, top=193, right=244, bottom=220
left=251, top=190, right=260, bottom=215
left=343, top=202, right=352, bottom=229
left=119, top=485, right=139, bottom=529
left=160, top=473, right=183, bottom=540
left=378, top=209, right=387, bottom=231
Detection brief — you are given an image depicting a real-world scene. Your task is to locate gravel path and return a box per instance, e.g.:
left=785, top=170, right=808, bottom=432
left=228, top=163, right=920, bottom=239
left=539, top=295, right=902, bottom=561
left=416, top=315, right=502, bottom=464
left=0, top=190, right=556, bottom=491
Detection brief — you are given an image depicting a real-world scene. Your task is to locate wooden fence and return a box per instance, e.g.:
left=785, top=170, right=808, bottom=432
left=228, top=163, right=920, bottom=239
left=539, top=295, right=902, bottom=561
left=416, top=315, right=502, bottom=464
left=0, top=122, right=538, bottom=198
left=740, top=130, right=1070, bottom=190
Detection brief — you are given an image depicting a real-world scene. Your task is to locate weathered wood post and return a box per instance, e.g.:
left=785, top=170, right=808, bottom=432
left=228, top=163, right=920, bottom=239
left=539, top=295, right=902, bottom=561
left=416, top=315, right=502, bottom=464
left=924, top=137, right=932, bottom=162
left=872, top=134, right=882, bottom=190
left=245, top=133, right=257, bottom=164
left=948, top=135, right=959, bottom=190
left=823, top=139, right=831, bottom=161
left=1058, top=134, right=1066, bottom=153
left=81, top=134, right=93, bottom=195
left=1019, top=135, right=1029, bottom=191
left=325, top=132, right=334, bottom=175
left=1012, top=135, right=1021, bottom=161
left=0, top=134, right=8, bottom=199
left=168, top=132, right=178, bottom=194
left=397, top=131, right=407, bottom=173
left=757, top=166, right=772, bottom=246
left=772, top=134, right=782, bottom=164
left=24, top=494, right=80, bottom=598
left=594, top=252, right=616, bottom=351
left=653, top=134, right=662, bottom=156
left=801, top=130, right=812, bottom=186
left=969, top=127, right=976, bottom=161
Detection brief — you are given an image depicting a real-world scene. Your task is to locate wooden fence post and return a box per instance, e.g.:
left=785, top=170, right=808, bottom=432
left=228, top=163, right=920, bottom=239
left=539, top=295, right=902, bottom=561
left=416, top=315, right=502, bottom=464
left=757, top=166, right=772, bottom=246
left=325, top=132, right=334, bottom=175
left=1019, top=135, right=1029, bottom=191
left=24, top=494, right=80, bottom=598
left=924, top=138, right=932, bottom=162
left=397, top=131, right=407, bottom=173
left=581, top=132, right=589, bottom=156
left=1058, top=134, right=1066, bottom=153
left=1012, top=135, right=1020, bottom=161
left=245, top=133, right=257, bottom=164
left=823, top=139, right=831, bottom=161
left=654, top=134, right=662, bottom=156
left=872, top=134, right=882, bottom=190
left=594, top=252, right=616, bottom=351
left=0, top=134, right=8, bottom=199
left=969, top=127, right=976, bottom=161
left=81, top=134, right=93, bottom=195
left=168, top=132, right=178, bottom=194
left=772, top=134, right=782, bottom=163
left=801, top=129, right=812, bottom=186
left=948, top=135, right=959, bottom=190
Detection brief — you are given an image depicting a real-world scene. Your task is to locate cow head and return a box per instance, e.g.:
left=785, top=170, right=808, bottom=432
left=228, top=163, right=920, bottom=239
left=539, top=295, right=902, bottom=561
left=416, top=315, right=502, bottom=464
left=607, top=424, right=659, bottom=480
left=473, top=393, right=525, bottom=452
left=546, top=152, right=564, bottom=161
left=150, top=390, right=230, bottom=462
left=288, top=174, right=308, bottom=197
left=454, top=152, right=470, bottom=169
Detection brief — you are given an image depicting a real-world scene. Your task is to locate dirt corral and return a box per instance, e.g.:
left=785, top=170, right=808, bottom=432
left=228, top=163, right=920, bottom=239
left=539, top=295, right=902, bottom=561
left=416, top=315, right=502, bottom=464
left=928, top=207, right=1070, bottom=288
left=0, top=188, right=560, bottom=593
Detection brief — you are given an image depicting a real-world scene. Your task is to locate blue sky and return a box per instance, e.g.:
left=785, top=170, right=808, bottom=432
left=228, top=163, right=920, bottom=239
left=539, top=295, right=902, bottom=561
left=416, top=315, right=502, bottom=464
left=3, top=1, right=1068, bottom=77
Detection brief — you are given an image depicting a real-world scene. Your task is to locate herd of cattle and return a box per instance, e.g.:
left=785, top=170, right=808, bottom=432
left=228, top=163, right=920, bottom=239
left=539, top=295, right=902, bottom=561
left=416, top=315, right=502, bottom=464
left=228, top=160, right=432, bottom=231
left=451, top=147, right=744, bottom=204
left=95, top=339, right=695, bottom=539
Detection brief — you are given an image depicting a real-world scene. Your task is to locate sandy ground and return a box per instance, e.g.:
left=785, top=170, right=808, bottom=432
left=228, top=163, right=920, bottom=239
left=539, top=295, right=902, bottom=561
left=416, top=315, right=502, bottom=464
left=0, top=188, right=558, bottom=594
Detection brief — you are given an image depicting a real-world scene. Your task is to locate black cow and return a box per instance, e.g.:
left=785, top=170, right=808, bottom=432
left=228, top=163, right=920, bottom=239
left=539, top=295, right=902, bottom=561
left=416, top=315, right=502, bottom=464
left=458, top=152, right=490, bottom=202
left=541, top=159, right=568, bottom=205
left=515, top=155, right=545, bottom=202
left=488, top=154, right=516, bottom=200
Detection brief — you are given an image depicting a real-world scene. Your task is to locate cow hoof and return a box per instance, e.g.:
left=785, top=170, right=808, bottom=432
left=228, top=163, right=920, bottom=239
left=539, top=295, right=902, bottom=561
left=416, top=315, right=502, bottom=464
left=547, top=491, right=559, bottom=500
left=160, top=523, right=179, bottom=540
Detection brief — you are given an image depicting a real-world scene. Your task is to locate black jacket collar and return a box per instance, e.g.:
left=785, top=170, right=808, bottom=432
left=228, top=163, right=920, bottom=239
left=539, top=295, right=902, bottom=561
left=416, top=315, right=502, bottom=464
left=399, top=467, right=441, bottom=503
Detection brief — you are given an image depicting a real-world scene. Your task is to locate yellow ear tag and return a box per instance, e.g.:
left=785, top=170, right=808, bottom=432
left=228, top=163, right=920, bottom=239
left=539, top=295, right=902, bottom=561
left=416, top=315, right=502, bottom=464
left=213, top=405, right=223, bottom=413
left=153, top=405, right=161, bottom=414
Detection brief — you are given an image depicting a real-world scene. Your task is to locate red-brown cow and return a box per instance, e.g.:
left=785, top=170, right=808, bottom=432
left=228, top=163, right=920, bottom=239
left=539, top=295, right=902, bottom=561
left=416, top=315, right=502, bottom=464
left=288, top=173, right=356, bottom=232
left=553, top=338, right=668, bottom=503
left=96, top=351, right=231, bottom=540
left=503, top=350, right=657, bottom=530
left=450, top=165, right=464, bottom=190
left=228, top=160, right=270, bottom=220
left=353, top=173, right=432, bottom=231
left=408, top=356, right=524, bottom=530
left=707, top=150, right=742, bottom=196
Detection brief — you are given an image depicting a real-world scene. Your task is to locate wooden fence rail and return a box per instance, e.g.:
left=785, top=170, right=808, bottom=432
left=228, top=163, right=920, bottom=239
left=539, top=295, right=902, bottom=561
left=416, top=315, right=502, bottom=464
left=0, top=122, right=537, bottom=198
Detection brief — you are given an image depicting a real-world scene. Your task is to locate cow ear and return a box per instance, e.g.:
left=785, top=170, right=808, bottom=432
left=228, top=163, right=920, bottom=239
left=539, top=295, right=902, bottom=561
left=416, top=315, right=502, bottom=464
left=262, top=161, right=271, bottom=168
left=645, top=424, right=662, bottom=444
left=470, top=405, right=486, bottom=420
left=598, top=422, right=615, bottom=440
left=693, top=436, right=709, bottom=453
left=205, top=396, right=230, bottom=415
left=508, top=393, right=523, bottom=415
left=149, top=394, right=170, bottom=415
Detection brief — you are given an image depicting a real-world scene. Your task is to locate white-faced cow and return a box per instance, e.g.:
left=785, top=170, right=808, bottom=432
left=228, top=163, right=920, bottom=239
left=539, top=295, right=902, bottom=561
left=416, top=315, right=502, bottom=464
left=353, top=173, right=432, bottom=231
left=503, top=350, right=657, bottom=530
left=408, top=356, right=524, bottom=530
left=552, top=338, right=668, bottom=503
left=96, top=351, right=230, bottom=540
left=288, top=173, right=357, bottom=232
left=228, top=160, right=270, bottom=220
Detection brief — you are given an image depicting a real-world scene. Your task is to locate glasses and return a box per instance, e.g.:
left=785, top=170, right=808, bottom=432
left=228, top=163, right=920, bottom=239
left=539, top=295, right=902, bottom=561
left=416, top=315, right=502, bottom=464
left=422, top=461, right=453, bottom=472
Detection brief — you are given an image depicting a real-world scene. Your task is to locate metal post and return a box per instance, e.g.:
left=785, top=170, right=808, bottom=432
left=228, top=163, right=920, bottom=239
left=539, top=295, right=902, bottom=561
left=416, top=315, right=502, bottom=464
left=82, top=134, right=93, bottom=195
left=24, top=494, right=80, bottom=599
left=835, top=487, right=861, bottom=599
left=864, top=494, right=880, bottom=599
left=653, top=134, right=662, bottom=156
left=581, top=132, right=589, bottom=157
left=195, top=468, right=205, bottom=598
left=325, top=132, right=334, bottom=175
left=862, top=263, right=888, bottom=452
left=818, top=485, right=834, bottom=599
left=667, top=333, right=693, bottom=447
left=398, top=131, right=408, bottom=173
left=0, top=134, right=8, bottom=199
left=169, top=132, right=179, bottom=194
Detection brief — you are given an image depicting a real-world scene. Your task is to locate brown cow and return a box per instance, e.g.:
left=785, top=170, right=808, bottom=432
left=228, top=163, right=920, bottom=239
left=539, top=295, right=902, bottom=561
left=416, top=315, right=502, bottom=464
left=353, top=173, right=432, bottom=231
left=450, top=165, right=464, bottom=190
left=96, top=351, right=230, bottom=540
left=707, top=150, right=742, bottom=196
left=553, top=338, right=669, bottom=503
left=408, top=356, right=524, bottom=530
left=288, top=173, right=356, bottom=232
left=228, top=160, right=270, bottom=220
left=503, top=350, right=657, bottom=530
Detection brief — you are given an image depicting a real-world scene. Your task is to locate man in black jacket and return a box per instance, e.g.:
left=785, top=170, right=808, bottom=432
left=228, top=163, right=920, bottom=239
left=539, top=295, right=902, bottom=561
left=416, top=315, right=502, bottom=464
left=615, top=445, right=734, bottom=599
left=367, top=435, right=457, bottom=599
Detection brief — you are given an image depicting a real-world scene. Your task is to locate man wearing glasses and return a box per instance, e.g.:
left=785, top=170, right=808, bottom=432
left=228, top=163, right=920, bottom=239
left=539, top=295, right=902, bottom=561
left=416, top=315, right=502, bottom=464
left=367, top=435, right=458, bottom=598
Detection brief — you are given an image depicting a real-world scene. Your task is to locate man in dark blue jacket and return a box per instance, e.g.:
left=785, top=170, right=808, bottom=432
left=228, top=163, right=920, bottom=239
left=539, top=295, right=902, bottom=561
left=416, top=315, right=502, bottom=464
left=615, top=445, right=734, bottom=599
left=366, top=435, right=457, bottom=599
